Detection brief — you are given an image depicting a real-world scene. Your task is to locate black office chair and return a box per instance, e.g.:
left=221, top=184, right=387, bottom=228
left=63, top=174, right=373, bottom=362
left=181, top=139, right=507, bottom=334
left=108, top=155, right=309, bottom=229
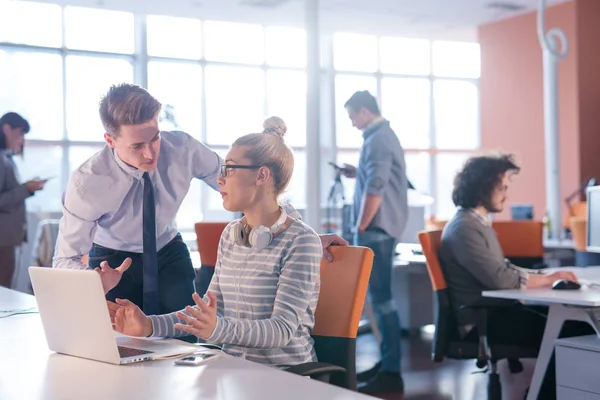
left=419, top=230, right=539, bottom=400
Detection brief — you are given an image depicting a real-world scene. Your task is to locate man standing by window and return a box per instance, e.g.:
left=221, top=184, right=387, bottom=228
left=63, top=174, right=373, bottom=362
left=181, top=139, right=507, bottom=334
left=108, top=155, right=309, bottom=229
left=337, top=90, right=408, bottom=394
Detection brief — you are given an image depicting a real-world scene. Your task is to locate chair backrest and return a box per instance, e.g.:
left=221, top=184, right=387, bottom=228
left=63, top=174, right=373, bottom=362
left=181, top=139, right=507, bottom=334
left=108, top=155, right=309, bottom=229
left=418, top=229, right=446, bottom=291
left=571, top=216, right=587, bottom=251
left=418, top=229, right=455, bottom=362
left=32, top=219, right=60, bottom=267
left=312, top=246, right=374, bottom=390
left=194, top=222, right=229, bottom=296
left=565, top=201, right=587, bottom=229
left=194, top=222, right=229, bottom=266
left=492, top=220, right=544, bottom=259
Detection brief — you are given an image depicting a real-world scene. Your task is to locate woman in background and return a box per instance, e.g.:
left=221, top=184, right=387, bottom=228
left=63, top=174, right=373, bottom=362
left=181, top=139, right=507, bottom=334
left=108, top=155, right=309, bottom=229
left=0, top=112, right=46, bottom=288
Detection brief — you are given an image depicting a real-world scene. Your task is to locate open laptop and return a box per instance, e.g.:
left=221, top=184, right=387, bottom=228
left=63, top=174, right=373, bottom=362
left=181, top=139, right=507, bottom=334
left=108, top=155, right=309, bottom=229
left=29, top=266, right=196, bottom=365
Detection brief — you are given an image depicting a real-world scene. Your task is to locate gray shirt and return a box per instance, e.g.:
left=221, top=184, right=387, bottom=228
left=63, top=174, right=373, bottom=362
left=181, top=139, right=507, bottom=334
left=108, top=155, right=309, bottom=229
left=439, top=209, right=527, bottom=326
left=353, top=119, right=408, bottom=242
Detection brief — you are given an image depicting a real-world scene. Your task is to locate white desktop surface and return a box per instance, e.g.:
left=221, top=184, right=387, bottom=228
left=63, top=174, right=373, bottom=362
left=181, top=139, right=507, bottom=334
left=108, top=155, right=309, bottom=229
left=482, top=266, right=600, bottom=400
left=0, top=287, right=374, bottom=400
left=482, top=267, right=600, bottom=306
left=543, top=238, right=575, bottom=250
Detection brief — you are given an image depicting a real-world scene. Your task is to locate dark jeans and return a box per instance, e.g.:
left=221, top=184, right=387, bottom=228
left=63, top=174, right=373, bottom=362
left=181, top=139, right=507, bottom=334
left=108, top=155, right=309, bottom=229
left=88, top=233, right=197, bottom=316
left=196, top=265, right=215, bottom=298
left=464, top=305, right=595, bottom=399
left=354, top=229, right=401, bottom=373
left=0, top=245, right=15, bottom=288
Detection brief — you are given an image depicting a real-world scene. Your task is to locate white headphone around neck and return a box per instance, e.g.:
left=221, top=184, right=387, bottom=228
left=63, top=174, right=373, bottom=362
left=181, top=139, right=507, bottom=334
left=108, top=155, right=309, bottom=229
left=230, top=207, right=288, bottom=250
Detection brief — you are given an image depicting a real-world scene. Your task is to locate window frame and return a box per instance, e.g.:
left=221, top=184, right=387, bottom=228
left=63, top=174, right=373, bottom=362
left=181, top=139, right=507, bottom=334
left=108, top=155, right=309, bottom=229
left=0, top=6, right=481, bottom=232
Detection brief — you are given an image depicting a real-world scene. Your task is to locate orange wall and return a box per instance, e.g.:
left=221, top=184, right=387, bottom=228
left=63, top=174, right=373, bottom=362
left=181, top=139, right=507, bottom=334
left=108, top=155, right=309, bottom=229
left=478, top=1, right=580, bottom=220
left=576, top=0, right=600, bottom=186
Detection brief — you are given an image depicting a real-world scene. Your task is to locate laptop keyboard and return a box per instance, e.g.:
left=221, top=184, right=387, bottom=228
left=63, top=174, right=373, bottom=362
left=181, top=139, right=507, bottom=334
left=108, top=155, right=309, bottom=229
left=118, top=346, right=153, bottom=358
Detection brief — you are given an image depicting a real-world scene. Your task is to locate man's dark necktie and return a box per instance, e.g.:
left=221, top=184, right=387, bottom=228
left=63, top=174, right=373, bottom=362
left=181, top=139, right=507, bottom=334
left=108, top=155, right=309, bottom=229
left=142, top=172, right=159, bottom=315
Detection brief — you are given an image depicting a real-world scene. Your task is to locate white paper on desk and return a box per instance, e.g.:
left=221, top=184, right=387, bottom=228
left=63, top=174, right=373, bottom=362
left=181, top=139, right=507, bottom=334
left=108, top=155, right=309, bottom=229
left=408, top=189, right=434, bottom=206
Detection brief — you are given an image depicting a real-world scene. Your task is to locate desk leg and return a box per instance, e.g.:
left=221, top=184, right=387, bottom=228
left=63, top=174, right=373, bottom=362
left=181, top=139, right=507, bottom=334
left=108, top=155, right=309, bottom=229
left=526, top=304, right=600, bottom=400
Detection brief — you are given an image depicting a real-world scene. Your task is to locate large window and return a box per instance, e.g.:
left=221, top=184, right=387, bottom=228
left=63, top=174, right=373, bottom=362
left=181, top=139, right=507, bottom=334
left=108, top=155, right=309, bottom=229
left=66, top=56, right=134, bottom=141
left=0, top=51, right=64, bottom=141
left=1, top=1, right=480, bottom=233
left=333, top=33, right=480, bottom=219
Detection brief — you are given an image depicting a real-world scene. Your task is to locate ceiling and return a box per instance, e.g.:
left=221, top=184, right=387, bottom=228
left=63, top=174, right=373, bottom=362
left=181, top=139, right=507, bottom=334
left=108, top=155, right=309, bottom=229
left=27, top=0, right=573, bottom=40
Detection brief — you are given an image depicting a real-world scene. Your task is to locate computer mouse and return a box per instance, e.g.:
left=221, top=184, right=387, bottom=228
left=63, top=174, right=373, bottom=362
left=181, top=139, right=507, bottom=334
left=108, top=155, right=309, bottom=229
left=552, top=279, right=581, bottom=290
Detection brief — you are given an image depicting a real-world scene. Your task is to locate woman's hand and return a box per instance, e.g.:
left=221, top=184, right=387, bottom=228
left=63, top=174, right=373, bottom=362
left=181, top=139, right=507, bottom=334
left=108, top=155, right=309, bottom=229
left=174, top=292, right=218, bottom=339
left=107, top=298, right=153, bottom=337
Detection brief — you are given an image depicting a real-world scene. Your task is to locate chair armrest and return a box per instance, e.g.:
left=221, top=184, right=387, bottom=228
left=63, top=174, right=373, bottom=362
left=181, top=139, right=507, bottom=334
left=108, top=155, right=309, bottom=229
left=284, top=362, right=346, bottom=383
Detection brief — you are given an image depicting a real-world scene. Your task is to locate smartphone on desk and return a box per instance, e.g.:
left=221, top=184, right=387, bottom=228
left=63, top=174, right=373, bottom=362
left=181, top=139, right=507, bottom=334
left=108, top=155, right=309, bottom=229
left=174, top=353, right=219, bottom=366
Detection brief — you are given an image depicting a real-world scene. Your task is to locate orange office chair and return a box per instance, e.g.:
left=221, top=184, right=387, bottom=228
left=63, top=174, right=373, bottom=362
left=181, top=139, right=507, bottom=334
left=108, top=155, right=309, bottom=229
left=570, top=216, right=600, bottom=266
left=286, top=246, right=374, bottom=390
left=418, top=230, right=537, bottom=400
left=492, top=220, right=544, bottom=269
left=571, top=217, right=587, bottom=252
left=194, top=222, right=229, bottom=296
left=564, top=201, right=587, bottom=230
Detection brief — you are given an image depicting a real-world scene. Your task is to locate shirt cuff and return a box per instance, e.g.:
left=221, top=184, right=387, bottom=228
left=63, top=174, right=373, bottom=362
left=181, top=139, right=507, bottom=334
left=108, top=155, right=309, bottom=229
left=365, top=178, right=386, bottom=197
left=149, top=315, right=168, bottom=337
left=506, top=261, right=530, bottom=289
left=516, top=269, right=529, bottom=289
left=205, top=317, right=225, bottom=343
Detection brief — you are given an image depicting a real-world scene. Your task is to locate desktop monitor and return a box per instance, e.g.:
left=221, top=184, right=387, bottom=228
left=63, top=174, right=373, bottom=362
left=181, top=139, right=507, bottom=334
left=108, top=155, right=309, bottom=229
left=586, top=185, right=600, bottom=252
left=510, top=203, right=534, bottom=220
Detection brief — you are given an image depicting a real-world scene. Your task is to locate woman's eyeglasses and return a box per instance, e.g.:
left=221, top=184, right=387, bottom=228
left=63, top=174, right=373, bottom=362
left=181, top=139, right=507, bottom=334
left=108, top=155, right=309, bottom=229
left=220, top=164, right=261, bottom=178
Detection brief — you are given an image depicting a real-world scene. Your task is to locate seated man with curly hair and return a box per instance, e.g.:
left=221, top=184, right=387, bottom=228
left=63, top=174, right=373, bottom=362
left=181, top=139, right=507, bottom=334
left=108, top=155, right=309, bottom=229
left=439, top=153, right=593, bottom=398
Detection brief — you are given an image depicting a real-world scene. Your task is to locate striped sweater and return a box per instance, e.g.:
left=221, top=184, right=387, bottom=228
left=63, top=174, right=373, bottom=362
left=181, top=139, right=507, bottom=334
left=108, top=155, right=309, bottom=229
left=149, top=218, right=322, bottom=366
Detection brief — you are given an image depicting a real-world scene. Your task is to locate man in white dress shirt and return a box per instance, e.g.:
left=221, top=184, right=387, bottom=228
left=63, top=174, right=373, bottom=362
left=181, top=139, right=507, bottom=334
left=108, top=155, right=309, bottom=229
left=53, top=83, right=346, bottom=318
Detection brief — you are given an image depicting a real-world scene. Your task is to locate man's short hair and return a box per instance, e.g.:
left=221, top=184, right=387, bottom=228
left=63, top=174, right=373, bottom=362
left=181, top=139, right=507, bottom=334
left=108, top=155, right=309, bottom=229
left=452, top=153, right=520, bottom=209
left=344, top=90, right=380, bottom=115
left=99, top=83, right=162, bottom=136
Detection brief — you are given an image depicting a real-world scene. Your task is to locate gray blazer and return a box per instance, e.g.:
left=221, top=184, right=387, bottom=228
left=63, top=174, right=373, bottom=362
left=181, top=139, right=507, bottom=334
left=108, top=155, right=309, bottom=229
left=438, top=209, right=522, bottom=326
left=0, top=150, right=30, bottom=246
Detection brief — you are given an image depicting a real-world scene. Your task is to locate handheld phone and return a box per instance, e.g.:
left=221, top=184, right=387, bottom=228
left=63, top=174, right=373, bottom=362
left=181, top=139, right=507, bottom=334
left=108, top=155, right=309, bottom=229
left=174, top=353, right=218, bottom=366
left=328, top=162, right=344, bottom=170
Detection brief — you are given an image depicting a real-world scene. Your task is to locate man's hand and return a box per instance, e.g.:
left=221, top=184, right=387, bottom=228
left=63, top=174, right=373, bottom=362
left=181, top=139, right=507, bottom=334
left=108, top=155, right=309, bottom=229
left=174, top=292, right=218, bottom=339
left=320, top=234, right=349, bottom=262
left=544, top=271, right=578, bottom=285
left=25, top=178, right=47, bottom=193
left=528, top=270, right=579, bottom=289
left=108, top=299, right=152, bottom=337
left=94, top=257, right=132, bottom=294
left=339, top=164, right=356, bottom=179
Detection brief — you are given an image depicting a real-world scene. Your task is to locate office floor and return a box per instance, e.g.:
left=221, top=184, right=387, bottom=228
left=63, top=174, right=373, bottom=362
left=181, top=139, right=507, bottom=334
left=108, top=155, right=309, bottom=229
left=355, top=330, right=536, bottom=400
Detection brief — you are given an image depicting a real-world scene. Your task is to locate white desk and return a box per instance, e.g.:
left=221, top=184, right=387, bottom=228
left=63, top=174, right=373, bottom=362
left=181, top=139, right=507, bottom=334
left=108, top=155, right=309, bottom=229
left=482, top=266, right=600, bottom=400
left=544, top=239, right=575, bottom=250
left=0, top=287, right=374, bottom=400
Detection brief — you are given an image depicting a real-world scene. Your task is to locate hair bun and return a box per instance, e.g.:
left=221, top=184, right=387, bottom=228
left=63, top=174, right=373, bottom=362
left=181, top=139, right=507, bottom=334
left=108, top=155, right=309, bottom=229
left=263, top=116, right=287, bottom=139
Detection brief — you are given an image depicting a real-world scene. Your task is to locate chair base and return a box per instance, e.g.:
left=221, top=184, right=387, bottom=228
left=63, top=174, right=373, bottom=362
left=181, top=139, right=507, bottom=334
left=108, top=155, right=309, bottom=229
left=488, top=372, right=501, bottom=400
